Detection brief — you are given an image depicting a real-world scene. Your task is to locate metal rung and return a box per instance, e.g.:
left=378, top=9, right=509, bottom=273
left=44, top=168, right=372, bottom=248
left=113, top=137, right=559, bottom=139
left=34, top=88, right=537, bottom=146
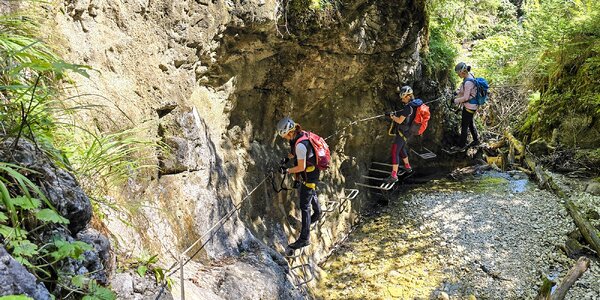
left=355, top=181, right=395, bottom=191
left=342, top=189, right=359, bottom=200
left=290, top=263, right=314, bottom=286
left=368, top=168, right=389, bottom=174
left=411, top=147, right=437, bottom=159
left=361, top=175, right=385, bottom=181
left=321, top=200, right=339, bottom=213
left=372, top=162, right=393, bottom=167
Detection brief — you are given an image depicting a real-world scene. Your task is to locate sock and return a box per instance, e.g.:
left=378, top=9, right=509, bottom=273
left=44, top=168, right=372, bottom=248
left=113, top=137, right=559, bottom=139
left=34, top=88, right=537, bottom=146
left=391, top=170, right=397, bottom=177
left=404, top=163, right=411, bottom=170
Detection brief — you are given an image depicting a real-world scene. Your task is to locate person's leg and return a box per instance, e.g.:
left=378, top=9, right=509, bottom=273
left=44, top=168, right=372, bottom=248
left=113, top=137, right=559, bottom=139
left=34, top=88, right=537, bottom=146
left=297, top=185, right=311, bottom=243
left=459, top=107, right=469, bottom=147
left=390, top=143, right=399, bottom=177
left=468, top=111, right=479, bottom=145
left=398, top=137, right=412, bottom=172
left=309, top=188, right=321, bottom=224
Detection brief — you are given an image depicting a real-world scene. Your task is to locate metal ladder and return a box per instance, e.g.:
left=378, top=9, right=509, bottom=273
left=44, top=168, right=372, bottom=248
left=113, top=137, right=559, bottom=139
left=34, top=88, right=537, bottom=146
left=354, top=162, right=397, bottom=191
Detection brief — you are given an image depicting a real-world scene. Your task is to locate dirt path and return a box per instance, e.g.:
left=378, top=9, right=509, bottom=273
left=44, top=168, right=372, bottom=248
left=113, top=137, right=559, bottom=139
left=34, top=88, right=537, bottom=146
left=315, top=170, right=600, bottom=299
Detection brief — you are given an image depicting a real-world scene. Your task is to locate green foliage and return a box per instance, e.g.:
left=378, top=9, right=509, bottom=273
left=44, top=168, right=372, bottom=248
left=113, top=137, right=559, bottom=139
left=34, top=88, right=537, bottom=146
left=422, top=27, right=458, bottom=83
left=0, top=296, right=34, bottom=300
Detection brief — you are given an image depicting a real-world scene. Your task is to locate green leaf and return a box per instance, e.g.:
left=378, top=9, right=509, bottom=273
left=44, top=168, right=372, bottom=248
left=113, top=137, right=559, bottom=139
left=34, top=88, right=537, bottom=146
left=136, top=265, right=147, bottom=278
left=10, top=239, right=38, bottom=257
left=71, top=274, right=87, bottom=289
left=11, top=197, right=41, bottom=210
left=0, top=295, right=34, bottom=300
left=50, top=238, right=92, bottom=261
left=35, top=209, right=69, bottom=224
left=0, top=224, right=25, bottom=239
left=0, top=211, right=8, bottom=223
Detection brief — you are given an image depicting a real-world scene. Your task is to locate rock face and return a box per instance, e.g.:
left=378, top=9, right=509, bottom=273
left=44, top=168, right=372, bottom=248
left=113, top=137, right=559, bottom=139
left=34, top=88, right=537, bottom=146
left=0, top=138, right=111, bottom=295
left=0, top=247, right=52, bottom=299
left=49, top=0, right=440, bottom=297
left=0, top=139, right=91, bottom=234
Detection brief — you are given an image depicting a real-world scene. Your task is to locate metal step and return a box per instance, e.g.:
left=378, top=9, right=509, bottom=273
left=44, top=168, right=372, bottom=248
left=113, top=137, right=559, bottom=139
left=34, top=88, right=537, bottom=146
left=355, top=181, right=395, bottom=191
left=368, top=168, right=389, bottom=174
left=290, top=263, right=314, bottom=286
left=411, top=147, right=437, bottom=159
left=371, top=161, right=393, bottom=167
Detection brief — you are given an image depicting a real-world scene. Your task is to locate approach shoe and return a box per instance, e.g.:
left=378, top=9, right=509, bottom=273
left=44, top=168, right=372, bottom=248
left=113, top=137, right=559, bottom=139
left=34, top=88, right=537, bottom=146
left=384, top=175, right=399, bottom=184
left=310, top=213, right=322, bottom=224
left=288, top=239, right=310, bottom=250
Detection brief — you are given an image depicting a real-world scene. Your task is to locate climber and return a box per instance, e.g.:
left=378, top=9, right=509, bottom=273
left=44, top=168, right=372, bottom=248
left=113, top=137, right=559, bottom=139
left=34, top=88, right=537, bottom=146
left=276, top=117, right=322, bottom=250
left=385, top=86, right=416, bottom=184
left=451, top=62, right=480, bottom=151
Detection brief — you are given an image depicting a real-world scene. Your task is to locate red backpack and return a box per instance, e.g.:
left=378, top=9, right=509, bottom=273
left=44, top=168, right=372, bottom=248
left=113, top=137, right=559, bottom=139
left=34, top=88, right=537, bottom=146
left=413, top=103, right=430, bottom=136
left=294, top=131, right=331, bottom=170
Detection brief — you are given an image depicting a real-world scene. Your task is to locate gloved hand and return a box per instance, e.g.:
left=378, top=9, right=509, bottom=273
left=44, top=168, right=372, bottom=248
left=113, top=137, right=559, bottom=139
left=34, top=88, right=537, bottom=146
left=280, top=157, right=290, bottom=165
left=278, top=166, right=288, bottom=174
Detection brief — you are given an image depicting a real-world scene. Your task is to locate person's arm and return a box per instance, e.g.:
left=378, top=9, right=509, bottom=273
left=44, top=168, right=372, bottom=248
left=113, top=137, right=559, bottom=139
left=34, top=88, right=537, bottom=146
left=287, top=143, right=307, bottom=174
left=454, top=81, right=475, bottom=104
left=391, top=115, right=406, bottom=124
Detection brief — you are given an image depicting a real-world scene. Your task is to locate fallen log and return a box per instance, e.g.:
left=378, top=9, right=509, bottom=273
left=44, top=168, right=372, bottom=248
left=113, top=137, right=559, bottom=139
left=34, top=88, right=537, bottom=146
left=565, top=200, right=600, bottom=256
left=504, top=130, right=525, bottom=155
left=551, top=256, right=591, bottom=300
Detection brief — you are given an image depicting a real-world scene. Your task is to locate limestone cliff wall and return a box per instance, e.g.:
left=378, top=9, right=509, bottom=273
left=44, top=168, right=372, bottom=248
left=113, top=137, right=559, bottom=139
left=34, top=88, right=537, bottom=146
left=48, top=0, right=437, bottom=298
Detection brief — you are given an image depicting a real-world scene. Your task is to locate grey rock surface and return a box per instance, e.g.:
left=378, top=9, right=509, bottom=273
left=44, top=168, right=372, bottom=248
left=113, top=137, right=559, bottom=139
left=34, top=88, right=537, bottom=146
left=0, top=138, right=91, bottom=234
left=0, top=246, right=52, bottom=300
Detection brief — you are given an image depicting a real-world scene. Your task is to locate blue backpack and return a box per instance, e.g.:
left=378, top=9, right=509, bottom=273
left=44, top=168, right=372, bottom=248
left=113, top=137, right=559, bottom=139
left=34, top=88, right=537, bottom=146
left=464, top=77, right=489, bottom=105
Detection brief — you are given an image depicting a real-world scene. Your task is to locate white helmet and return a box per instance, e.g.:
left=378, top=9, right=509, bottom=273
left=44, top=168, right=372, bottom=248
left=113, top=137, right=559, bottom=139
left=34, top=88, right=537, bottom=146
left=276, top=117, right=296, bottom=137
left=397, top=85, right=413, bottom=97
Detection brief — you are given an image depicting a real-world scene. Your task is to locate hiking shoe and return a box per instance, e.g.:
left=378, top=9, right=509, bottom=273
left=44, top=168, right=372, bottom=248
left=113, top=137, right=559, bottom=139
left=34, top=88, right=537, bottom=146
left=403, top=168, right=414, bottom=175
left=384, top=175, right=398, bottom=184
left=310, top=213, right=322, bottom=224
left=289, top=239, right=310, bottom=249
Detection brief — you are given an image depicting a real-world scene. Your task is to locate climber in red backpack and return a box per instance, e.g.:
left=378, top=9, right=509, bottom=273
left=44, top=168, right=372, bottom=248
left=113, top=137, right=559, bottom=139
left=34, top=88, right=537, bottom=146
left=276, top=117, right=330, bottom=250
left=386, top=86, right=430, bottom=183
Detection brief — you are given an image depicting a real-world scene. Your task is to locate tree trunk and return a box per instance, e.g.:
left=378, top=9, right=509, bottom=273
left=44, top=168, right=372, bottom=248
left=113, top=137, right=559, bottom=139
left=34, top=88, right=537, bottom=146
left=565, top=200, right=600, bottom=256
left=551, top=257, right=591, bottom=300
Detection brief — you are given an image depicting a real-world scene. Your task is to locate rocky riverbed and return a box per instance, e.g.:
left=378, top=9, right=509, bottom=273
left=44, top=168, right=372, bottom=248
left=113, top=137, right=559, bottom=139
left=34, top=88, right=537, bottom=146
left=315, top=169, right=600, bottom=299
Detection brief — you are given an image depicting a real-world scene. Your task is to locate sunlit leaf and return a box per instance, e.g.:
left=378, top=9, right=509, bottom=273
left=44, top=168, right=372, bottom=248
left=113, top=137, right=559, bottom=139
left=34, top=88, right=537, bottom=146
left=35, top=209, right=69, bottom=224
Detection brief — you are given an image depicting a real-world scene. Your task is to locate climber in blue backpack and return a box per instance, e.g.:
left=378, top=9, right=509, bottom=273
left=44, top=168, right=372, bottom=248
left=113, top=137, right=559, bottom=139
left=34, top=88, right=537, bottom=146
left=450, top=62, right=489, bottom=151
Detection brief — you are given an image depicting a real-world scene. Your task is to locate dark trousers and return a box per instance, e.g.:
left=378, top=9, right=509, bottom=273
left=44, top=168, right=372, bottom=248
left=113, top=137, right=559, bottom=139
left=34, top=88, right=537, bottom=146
left=298, top=184, right=320, bottom=241
left=459, top=107, right=479, bottom=147
left=391, top=134, right=408, bottom=165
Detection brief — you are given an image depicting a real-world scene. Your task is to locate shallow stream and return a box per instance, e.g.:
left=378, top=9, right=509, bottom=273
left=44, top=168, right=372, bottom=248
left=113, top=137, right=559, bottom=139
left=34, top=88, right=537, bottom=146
left=313, top=170, right=600, bottom=299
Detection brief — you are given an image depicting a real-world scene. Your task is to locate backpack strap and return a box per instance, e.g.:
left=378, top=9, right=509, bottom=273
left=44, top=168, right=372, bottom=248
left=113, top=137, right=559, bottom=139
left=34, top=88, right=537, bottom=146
left=463, top=78, right=479, bottom=104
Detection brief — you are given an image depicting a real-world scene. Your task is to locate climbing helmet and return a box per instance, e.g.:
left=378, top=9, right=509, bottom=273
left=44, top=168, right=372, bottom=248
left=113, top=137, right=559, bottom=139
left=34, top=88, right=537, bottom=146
left=398, top=86, right=413, bottom=98
left=276, top=117, right=296, bottom=137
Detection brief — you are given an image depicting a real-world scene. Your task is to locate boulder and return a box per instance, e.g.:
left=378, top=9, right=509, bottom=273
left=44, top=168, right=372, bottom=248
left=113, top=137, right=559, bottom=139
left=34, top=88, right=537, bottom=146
left=0, top=246, right=52, bottom=299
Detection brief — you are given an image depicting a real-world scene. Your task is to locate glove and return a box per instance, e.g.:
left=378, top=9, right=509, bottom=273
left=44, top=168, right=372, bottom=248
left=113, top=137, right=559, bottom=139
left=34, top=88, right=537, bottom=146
left=292, top=180, right=301, bottom=189
left=280, top=157, right=290, bottom=165
left=453, top=98, right=461, bottom=105
left=278, top=166, right=288, bottom=174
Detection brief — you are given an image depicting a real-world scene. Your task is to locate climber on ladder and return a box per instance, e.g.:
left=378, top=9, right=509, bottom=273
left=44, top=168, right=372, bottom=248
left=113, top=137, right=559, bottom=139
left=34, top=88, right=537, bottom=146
left=276, top=117, right=331, bottom=250
left=385, top=85, right=431, bottom=183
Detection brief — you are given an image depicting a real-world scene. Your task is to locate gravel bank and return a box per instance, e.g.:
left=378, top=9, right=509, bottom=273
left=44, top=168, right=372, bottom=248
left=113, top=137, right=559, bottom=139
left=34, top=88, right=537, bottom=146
left=316, top=170, right=600, bottom=299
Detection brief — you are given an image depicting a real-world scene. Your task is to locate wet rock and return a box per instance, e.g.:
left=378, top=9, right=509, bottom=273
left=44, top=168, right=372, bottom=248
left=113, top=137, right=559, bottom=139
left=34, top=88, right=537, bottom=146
left=0, top=138, right=91, bottom=234
left=0, top=247, right=52, bottom=299
left=585, top=181, right=600, bottom=196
